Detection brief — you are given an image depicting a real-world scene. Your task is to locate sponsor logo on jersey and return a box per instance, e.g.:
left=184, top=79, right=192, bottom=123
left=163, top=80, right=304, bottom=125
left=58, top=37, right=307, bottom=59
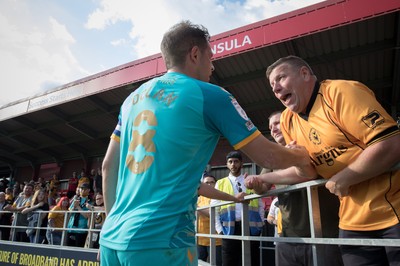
left=309, top=128, right=321, bottom=145
left=362, top=110, right=385, bottom=128
left=231, top=98, right=249, bottom=120
left=311, top=145, right=348, bottom=166
left=246, top=121, right=255, bottom=131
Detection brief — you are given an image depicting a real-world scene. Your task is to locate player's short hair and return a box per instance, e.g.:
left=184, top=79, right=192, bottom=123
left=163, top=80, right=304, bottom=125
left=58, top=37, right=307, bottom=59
left=161, top=20, right=210, bottom=70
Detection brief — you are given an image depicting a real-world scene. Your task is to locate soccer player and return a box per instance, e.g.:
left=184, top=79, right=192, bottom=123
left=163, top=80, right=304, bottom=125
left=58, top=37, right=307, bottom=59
left=99, top=23, right=312, bottom=266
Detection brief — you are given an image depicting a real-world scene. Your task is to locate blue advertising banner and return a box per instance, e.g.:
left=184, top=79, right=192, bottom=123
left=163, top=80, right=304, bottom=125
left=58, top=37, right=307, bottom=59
left=0, top=241, right=98, bottom=266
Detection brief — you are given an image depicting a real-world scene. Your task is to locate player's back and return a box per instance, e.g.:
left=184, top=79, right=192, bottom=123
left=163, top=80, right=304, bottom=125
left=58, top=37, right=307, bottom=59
left=101, top=72, right=223, bottom=251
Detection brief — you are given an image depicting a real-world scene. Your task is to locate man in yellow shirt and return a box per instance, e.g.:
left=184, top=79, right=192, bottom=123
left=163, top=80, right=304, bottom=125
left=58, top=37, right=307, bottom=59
left=249, top=55, right=400, bottom=265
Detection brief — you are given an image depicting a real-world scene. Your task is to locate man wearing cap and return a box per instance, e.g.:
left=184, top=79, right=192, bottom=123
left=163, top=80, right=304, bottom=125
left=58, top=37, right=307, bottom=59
left=212, top=151, right=264, bottom=266
left=66, top=183, right=91, bottom=247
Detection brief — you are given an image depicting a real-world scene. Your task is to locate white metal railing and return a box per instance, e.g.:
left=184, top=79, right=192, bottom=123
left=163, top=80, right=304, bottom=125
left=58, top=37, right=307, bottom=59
left=1, top=180, right=400, bottom=265
left=0, top=209, right=105, bottom=249
left=196, top=179, right=400, bottom=266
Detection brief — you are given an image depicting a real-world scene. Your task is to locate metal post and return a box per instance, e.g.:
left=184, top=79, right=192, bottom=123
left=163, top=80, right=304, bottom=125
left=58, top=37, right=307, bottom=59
left=10, top=212, right=17, bottom=241
left=61, top=211, right=69, bottom=246
left=307, top=185, right=323, bottom=265
left=241, top=203, right=251, bottom=266
left=209, top=205, right=217, bottom=266
left=87, top=210, right=95, bottom=248
left=35, top=212, right=41, bottom=243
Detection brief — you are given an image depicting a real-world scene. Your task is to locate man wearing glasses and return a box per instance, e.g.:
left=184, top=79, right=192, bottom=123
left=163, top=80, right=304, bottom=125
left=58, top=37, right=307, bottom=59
left=212, top=151, right=264, bottom=266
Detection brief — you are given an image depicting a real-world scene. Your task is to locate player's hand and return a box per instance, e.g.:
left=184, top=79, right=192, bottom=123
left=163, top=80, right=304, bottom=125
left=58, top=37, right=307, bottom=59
left=245, top=175, right=271, bottom=195
left=245, top=175, right=262, bottom=189
left=286, top=140, right=316, bottom=178
left=234, top=192, right=248, bottom=203
left=286, top=140, right=312, bottom=167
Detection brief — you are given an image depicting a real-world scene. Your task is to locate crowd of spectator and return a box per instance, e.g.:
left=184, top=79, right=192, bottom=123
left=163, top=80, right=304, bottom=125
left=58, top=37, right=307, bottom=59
left=0, top=168, right=105, bottom=249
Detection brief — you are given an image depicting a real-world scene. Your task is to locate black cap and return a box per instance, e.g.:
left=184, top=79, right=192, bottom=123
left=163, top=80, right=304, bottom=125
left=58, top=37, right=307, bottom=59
left=226, top=151, right=242, bottom=161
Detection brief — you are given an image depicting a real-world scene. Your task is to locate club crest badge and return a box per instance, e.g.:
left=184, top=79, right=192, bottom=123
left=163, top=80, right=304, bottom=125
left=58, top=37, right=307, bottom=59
left=309, top=128, right=321, bottom=145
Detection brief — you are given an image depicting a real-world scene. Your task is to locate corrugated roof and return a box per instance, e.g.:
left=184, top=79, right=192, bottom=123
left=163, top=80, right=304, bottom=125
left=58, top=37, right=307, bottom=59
left=0, top=0, right=399, bottom=174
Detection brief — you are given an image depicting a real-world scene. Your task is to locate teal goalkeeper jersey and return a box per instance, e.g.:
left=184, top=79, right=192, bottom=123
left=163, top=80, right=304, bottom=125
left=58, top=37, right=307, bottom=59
left=100, top=72, right=260, bottom=251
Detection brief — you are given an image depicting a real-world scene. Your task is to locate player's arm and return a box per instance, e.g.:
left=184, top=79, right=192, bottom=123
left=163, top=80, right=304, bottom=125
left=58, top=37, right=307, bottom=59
left=240, top=134, right=314, bottom=172
left=209, top=91, right=311, bottom=171
left=246, top=167, right=315, bottom=193
left=197, top=207, right=210, bottom=218
left=102, top=139, right=120, bottom=214
left=326, top=133, right=400, bottom=197
left=198, top=183, right=245, bottom=203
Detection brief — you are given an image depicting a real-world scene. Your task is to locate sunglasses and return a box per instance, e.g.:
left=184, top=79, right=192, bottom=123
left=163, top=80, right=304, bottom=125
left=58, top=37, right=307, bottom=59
left=236, top=182, right=242, bottom=193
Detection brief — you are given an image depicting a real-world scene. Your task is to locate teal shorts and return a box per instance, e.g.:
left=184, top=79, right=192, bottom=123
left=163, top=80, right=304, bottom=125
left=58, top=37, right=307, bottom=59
left=100, top=245, right=198, bottom=266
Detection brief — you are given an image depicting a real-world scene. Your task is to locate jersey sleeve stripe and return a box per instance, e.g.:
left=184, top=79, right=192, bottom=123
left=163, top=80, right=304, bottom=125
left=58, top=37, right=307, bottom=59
left=111, top=133, right=120, bottom=142
left=367, top=127, right=400, bottom=146
left=110, top=118, right=122, bottom=142
left=233, top=130, right=261, bottom=150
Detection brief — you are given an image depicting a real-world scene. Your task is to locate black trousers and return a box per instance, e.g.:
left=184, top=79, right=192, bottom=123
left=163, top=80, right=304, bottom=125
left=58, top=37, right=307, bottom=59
left=15, top=231, right=29, bottom=242
left=221, top=222, right=260, bottom=266
left=0, top=228, right=10, bottom=241
left=276, top=242, right=343, bottom=266
left=339, top=223, right=400, bottom=266
left=66, top=232, right=88, bottom=247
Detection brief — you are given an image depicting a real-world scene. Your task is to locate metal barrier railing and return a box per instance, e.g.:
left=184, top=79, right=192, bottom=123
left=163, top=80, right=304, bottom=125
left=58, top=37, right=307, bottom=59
left=196, top=179, right=400, bottom=266
left=1, top=180, right=400, bottom=265
left=0, top=209, right=105, bottom=249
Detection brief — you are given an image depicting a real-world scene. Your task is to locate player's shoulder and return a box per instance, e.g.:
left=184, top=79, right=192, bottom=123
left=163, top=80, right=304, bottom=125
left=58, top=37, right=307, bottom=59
left=195, top=79, right=230, bottom=96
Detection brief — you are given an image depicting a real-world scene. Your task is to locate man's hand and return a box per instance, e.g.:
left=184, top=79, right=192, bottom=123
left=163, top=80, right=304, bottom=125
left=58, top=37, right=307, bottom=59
left=245, top=175, right=262, bottom=189
left=286, top=141, right=316, bottom=178
left=325, top=179, right=349, bottom=198
left=286, top=140, right=312, bottom=168
left=233, top=192, right=247, bottom=203
left=73, top=198, right=80, bottom=208
left=245, top=175, right=270, bottom=194
left=17, top=206, right=27, bottom=212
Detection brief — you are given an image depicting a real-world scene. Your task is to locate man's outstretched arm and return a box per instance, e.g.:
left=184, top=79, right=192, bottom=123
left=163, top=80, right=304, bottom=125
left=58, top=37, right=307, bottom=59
left=245, top=167, right=316, bottom=194
left=240, top=134, right=313, bottom=172
left=198, top=183, right=246, bottom=202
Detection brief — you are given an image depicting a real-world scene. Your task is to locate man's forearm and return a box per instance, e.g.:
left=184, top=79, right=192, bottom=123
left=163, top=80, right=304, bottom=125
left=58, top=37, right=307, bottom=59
left=198, top=183, right=237, bottom=202
left=259, top=167, right=315, bottom=185
left=330, top=134, right=400, bottom=188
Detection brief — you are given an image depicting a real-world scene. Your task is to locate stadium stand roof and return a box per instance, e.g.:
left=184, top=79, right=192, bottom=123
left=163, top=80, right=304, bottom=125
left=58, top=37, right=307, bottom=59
left=0, top=0, right=399, bottom=175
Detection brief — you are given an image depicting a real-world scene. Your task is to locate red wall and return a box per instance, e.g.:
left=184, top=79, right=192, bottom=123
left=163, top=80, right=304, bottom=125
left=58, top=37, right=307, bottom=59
left=210, top=138, right=252, bottom=166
